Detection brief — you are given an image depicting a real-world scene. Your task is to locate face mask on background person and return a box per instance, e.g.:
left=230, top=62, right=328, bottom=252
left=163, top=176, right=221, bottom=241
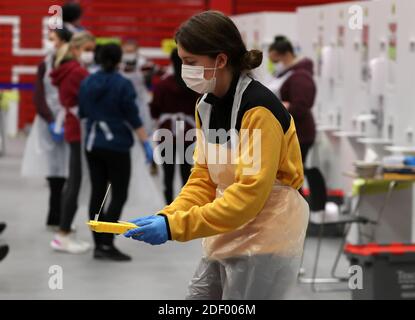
left=44, top=40, right=56, bottom=55
left=181, top=59, right=218, bottom=94
left=122, top=53, right=138, bottom=72
left=80, top=51, right=94, bottom=65
left=122, top=53, right=138, bottom=64
left=273, top=61, right=285, bottom=75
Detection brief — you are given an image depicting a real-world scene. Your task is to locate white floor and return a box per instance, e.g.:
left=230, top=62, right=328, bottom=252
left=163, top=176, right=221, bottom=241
left=0, top=136, right=350, bottom=299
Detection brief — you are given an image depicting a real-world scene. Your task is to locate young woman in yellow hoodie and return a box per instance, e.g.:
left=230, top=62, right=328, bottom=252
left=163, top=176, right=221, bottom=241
left=125, top=10, right=309, bottom=300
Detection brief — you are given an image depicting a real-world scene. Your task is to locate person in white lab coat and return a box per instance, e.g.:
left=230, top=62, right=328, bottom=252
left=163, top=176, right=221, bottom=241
left=21, top=27, right=73, bottom=229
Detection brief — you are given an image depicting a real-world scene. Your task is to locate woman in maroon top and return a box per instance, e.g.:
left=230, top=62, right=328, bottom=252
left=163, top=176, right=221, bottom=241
left=49, top=31, right=95, bottom=254
left=150, top=49, right=199, bottom=204
left=268, top=36, right=316, bottom=164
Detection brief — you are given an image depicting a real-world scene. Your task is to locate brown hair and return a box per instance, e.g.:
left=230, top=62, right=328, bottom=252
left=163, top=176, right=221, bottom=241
left=175, top=11, right=262, bottom=73
left=269, top=35, right=295, bottom=55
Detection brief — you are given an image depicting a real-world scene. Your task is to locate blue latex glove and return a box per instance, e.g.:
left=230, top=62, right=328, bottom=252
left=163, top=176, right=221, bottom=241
left=142, top=140, right=153, bottom=164
left=48, top=122, right=64, bottom=143
left=404, top=156, right=415, bottom=167
left=124, top=215, right=168, bottom=245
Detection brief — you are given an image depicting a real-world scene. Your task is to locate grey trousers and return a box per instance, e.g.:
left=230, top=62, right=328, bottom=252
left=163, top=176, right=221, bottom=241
left=186, top=255, right=300, bottom=300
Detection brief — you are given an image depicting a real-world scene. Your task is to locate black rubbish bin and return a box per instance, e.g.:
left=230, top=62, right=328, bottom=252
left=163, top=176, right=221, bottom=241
left=345, top=243, right=415, bottom=300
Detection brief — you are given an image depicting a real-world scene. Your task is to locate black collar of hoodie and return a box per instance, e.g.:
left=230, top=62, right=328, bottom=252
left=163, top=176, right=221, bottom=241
left=204, top=73, right=240, bottom=108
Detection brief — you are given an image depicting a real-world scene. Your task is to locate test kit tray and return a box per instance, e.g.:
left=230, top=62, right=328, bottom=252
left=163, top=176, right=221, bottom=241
left=87, top=221, right=137, bottom=234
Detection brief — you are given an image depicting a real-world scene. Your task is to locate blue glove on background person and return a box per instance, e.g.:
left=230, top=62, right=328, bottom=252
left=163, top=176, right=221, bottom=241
left=404, top=156, right=415, bottom=166
left=142, top=140, right=153, bottom=164
left=48, top=122, right=64, bottom=143
left=124, top=215, right=169, bottom=245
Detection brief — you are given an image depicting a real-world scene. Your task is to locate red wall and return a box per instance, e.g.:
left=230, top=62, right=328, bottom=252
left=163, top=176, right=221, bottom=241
left=0, top=0, right=354, bottom=129
left=0, top=0, right=208, bottom=128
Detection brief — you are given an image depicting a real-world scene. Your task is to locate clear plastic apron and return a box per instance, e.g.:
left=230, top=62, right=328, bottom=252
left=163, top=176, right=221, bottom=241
left=196, top=73, right=309, bottom=261
left=21, top=55, right=69, bottom=178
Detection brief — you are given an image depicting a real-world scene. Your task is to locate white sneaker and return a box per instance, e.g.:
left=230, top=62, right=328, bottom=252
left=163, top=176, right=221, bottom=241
left=51, top=234, right=90, bottom=254
left=77, top=238, right=90, bottom=251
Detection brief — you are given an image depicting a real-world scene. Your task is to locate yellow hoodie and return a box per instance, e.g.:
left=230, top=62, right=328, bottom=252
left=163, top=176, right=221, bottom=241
left=159, top=79, right=304, bottom=242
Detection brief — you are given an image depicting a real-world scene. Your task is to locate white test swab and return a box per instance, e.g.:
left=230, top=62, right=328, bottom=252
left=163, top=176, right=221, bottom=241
left=94, top=183, right=112, bottom=222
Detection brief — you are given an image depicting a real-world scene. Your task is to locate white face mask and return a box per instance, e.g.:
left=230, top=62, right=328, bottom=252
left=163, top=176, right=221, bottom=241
left=80, top=51, right=94, bottom=65
left=273, top=61, right=285, bottom=75
left=181, top=60, right=218, bottom=94
left=122, top=53, right=138, bottom=63
left=44, top=40, right=56, bottom=55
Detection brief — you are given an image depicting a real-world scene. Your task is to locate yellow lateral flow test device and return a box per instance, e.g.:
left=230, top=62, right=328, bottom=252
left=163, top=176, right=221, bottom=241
left=87, top=221, right=137, bottom=234
left=86, top=183, right=138, bottom=234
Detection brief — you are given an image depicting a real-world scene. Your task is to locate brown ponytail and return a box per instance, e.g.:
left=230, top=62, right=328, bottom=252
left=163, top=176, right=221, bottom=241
left=240, top=49, right=263, bottom=70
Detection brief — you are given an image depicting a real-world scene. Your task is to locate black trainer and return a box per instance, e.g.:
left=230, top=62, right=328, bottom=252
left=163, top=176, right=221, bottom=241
left=0, top=244, right=9, bottom=262
left=94, top=245, right=132, bottom=262
left=0, top=222, right=6, bottom=235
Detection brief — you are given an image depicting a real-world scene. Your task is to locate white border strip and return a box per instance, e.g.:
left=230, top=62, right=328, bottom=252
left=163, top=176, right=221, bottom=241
left=0, top=16, right=49, bottom=56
